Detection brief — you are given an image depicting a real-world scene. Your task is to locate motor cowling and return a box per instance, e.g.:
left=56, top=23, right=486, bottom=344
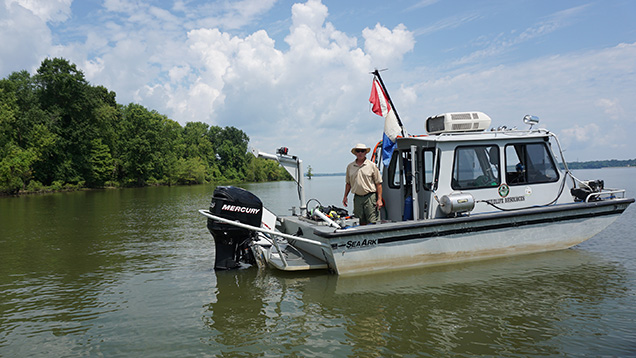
left=207, top=186, right=263, bottom=269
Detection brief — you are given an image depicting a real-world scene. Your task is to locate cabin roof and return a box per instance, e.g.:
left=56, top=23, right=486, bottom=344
left=397, top=128, right=550, bottom=146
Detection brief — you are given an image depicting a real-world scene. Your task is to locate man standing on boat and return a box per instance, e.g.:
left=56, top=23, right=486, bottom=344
left=343, top=143, right=383, bottom=225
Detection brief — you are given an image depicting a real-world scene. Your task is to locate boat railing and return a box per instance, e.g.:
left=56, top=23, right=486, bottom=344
left=199, top=209, right=330, bottom=248
left=585, top=189, right=626, bottom=202
left=199, top=209, right=332, bottom=271
left=262, top=233, right=289, bottom=268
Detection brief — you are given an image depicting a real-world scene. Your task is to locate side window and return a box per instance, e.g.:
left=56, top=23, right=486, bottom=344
left=506, top=145, right=525, bottom=184
left=505, top=143, right=559, bottom=185
left=388, top=150, right=401, bottom=189
left=422, top=148, right=435, bottom=190
left=452, top=145, right=500, bottom=190
left=402, top=151, right=413, bottom=188
left=387, top=150, right=413, bottom=188
left=390, top=149, right=431, bottom=189
left=526, top=143, right=559, bottom=182
left=434, top=148, right=441, bottom=190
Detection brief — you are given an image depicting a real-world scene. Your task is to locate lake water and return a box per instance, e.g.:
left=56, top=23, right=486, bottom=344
left=1, top=168, right=635, bottom=357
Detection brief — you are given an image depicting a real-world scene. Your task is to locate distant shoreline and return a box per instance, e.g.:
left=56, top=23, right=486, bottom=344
left=308, top=173, right=345, bottom=177
left=564, top=159, right=635, bottom=170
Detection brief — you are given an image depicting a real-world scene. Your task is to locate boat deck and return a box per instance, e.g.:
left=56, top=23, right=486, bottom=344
left=263, top=241, right=329, bottom=271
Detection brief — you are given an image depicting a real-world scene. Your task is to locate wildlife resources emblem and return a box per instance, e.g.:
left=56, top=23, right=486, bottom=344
left=498, top=184, right=510, bottom=198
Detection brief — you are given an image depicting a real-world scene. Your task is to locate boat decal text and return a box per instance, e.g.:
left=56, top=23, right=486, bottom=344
left=331, top=238, right=378, bottom=250
left=221, top=204, right=261, bottom=215
left=485, top=195, right=526, bottom=205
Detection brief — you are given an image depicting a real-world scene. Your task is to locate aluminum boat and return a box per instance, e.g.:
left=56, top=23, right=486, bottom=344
left=200, top=72, right=632, bottom=275
left=200, top=111, right=632, bottom=275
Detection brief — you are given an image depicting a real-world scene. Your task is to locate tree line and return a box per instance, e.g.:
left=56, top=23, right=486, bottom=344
left=566, top=159, right=635, bottom=170
left=0, top=58, right=290, bottom=194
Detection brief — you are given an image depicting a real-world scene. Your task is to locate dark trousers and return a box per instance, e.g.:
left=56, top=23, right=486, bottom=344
left=354, top=192, right=379, bottom=225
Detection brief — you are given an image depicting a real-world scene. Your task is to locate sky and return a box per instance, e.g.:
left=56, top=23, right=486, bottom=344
left=1, top=0, right=635, bottom=173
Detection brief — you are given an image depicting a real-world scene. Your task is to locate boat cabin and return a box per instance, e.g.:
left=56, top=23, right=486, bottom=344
left=381, top=112, right=570, bottom=221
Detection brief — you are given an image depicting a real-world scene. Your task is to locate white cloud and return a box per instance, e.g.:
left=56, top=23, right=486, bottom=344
left=362, top=23, right=415, bottom=68
left=168, top=65, right=191, bottom=83
left=103, top=0, right=143, bottom=15
left=284, top=0, right=358, bottom=64
left=83, top=58, right=105, bottom=79
left=180, top=0, right=278, bottom=30
left=6, top=0, right=72, bottom=22
left=0, top=1, right=54, bottom=74
left=561, top=123, right=600, bottom=142
left=558, top=122, right=627, bottom=155
left=290, top=0, right=327, bottom=32
left=595, top=98, right=625, bottom=120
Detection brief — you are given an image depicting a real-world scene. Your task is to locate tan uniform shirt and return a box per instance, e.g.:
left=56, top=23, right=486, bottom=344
left=346, top=159, right=382, bottom=196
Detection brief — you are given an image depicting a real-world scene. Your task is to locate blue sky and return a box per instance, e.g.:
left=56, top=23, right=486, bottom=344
left=1, top=0, right=635, bottom=173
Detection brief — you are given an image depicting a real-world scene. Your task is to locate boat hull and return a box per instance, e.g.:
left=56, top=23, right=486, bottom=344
left=280, top=199, right=633, bottom=275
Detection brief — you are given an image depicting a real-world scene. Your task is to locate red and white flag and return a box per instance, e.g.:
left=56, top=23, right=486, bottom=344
left=369, top=77, right=401, bottom=141
left=369, top=77, right=403, bottom=165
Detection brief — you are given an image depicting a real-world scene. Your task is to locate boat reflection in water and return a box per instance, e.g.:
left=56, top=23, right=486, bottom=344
left=204, top=248, right=628, bottom=356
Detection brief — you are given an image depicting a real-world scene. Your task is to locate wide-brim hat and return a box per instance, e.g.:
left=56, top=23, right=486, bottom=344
left=351, top=143, right=371, bottom=155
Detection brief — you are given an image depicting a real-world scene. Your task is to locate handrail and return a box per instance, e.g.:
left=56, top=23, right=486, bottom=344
left=256, top=232, right=289, bottom=268
left=585, top=189, right=626, bottom=202
left=198, top=210, right=330, bottom=249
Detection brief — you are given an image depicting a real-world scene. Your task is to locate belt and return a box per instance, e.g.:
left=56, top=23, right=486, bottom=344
left=354, top=192, right=376, bottom=197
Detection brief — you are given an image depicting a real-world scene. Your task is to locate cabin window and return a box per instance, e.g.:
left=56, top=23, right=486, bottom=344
left=388, top=150, right=417, bottom=189
left=388, top=150, right=401, bottom=189
left=422, top=148, right=435, bottom=190
left=505, top=143, right=559, bottom=185
left=451, top=145, right=500, bottom=190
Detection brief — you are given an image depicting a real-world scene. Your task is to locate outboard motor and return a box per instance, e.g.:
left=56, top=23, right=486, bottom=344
left=207, top=186, right=263, bottom=269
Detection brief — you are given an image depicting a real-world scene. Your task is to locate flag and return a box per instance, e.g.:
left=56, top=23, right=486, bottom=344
left=369, top=77, right=402, bottom=166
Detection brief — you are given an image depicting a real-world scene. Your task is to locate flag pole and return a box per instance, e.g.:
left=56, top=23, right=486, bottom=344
left=372, top=69, right=405, bottom=137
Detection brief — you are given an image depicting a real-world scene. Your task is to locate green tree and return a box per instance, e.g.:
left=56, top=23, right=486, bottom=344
left=209, top=126, right=250, bottom=181
left=244, top=156, right=293, bottom=182
left=0, top=86, right=18, bottom=149
left=183, top=122, right=211, bottom=159
left=87, top=139, right=114, bottom=187
left=120, top=104, right=160, bottom=185
left=173, top=157, right=206, bottom=185
left=0, top=143, right=36, bottom=193
left=159, top=118, right=187, bottom=184
left=0, top=79, right=57, bottom=193
left=0, top=71, right=40, bottom=147
left=34, top=58, right=97, bottom=184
